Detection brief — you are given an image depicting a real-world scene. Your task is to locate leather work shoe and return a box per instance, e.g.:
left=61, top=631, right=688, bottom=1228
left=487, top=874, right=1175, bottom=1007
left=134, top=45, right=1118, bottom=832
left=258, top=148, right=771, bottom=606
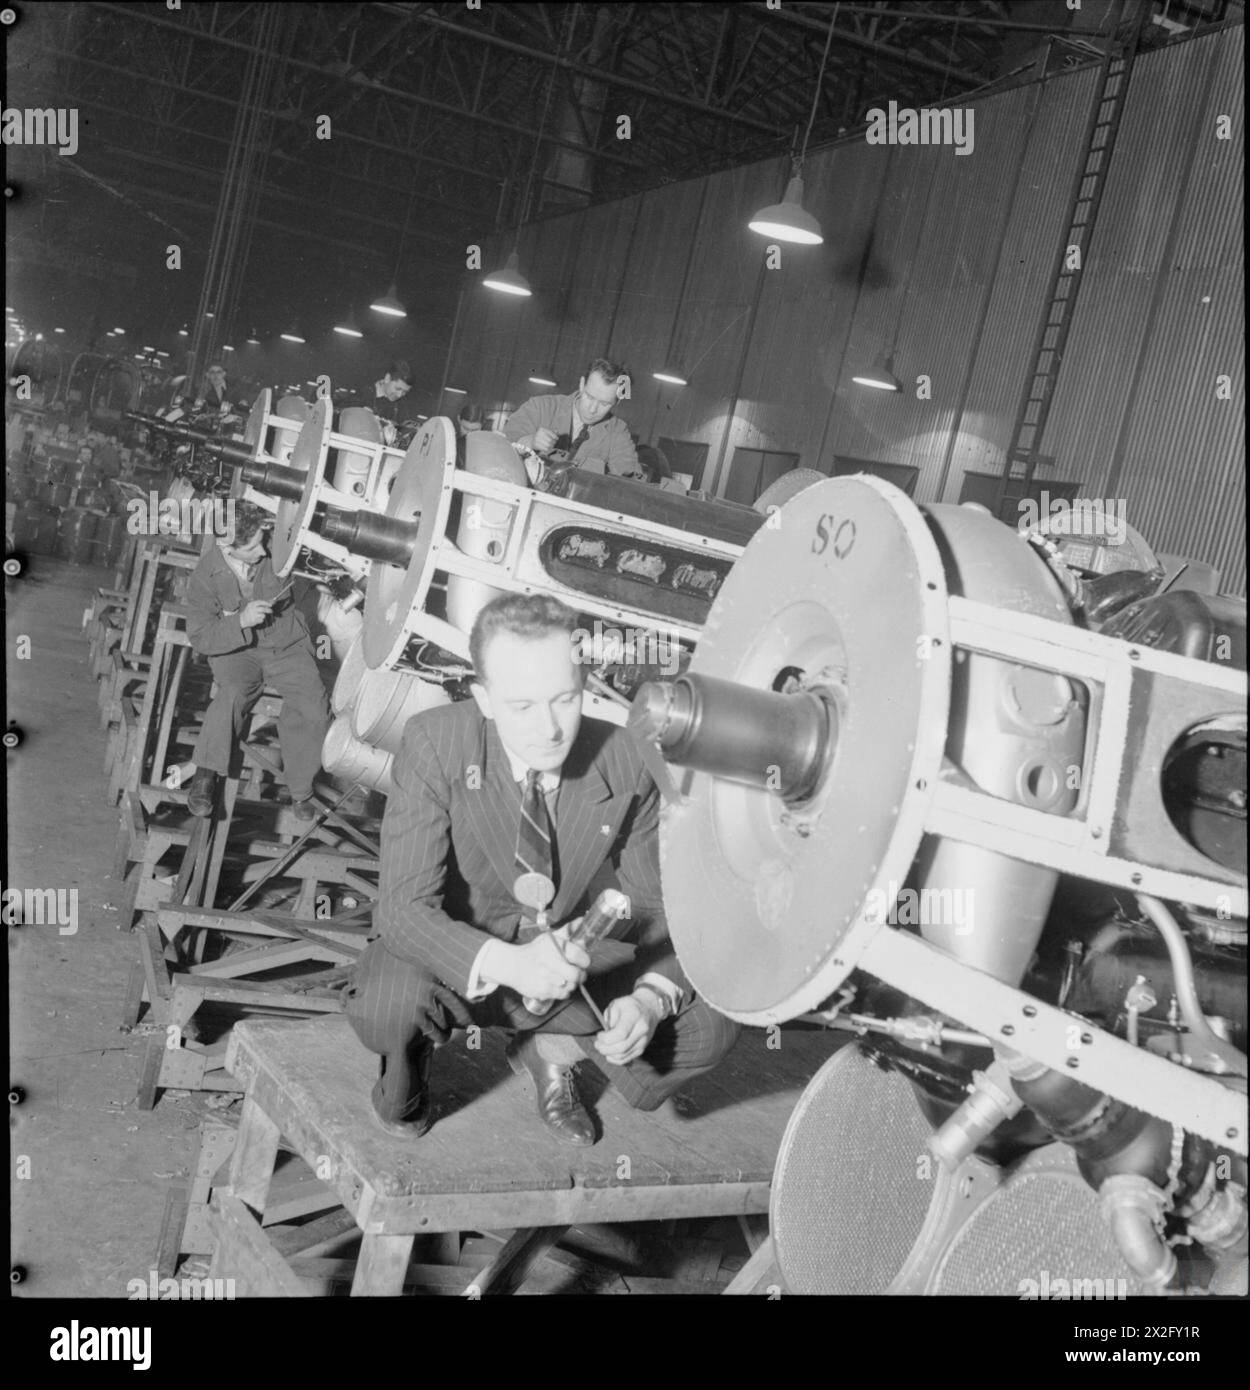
left=187, top=768, right=219, bottom=818
left=369, top=1042, right=434, bottom=1139
left=505, top=1033, right=597, bottom=1146
left=291, top=795, right=317, bottom=823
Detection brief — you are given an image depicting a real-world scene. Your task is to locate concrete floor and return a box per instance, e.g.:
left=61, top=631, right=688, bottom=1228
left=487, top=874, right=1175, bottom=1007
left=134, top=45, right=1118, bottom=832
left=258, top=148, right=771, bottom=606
left=8, top=555, right=210, bottom=1297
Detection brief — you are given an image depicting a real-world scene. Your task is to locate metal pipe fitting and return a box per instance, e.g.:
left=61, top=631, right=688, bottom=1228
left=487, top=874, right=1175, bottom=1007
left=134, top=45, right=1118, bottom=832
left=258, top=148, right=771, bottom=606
left=320, top=507, right=418, bottom=566
left=929, top=1060, right=1024, bottom=1171
left=1099, top=1174, right=1178, bottom=1288
left=629, top=673, right=837, bottom=804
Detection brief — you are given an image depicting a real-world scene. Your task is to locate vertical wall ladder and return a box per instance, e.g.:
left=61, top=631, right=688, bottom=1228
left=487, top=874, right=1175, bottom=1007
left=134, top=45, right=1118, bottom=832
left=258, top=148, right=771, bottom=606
left=996, top=3, right=1150, bottom=519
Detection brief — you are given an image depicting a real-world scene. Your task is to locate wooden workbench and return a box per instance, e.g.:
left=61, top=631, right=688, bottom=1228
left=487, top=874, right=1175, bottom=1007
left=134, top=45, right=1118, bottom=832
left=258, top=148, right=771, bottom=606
left=208, top=1014, right=840, bottom=1294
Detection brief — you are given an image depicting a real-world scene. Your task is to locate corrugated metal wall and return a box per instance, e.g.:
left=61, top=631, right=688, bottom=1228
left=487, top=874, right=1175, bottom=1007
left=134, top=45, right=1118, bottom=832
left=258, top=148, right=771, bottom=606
left=449, top=26, right=1244, bottom=593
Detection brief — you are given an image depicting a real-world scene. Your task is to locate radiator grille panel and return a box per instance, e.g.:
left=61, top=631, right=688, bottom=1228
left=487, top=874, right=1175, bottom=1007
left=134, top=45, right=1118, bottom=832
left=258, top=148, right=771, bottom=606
left=772, top=1046, right=937, bottom=1294
left=933, top=1151, right=1152, bottom=1298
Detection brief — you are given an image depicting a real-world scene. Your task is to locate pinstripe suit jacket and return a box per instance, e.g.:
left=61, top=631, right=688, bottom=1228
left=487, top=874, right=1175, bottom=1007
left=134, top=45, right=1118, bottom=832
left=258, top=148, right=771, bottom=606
left=376, top=701, right=689, bottom=999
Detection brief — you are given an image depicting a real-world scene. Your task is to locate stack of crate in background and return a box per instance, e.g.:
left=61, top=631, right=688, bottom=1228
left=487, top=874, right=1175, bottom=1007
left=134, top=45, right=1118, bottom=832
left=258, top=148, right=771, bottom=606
left=6, top=411, right=170, bottom=567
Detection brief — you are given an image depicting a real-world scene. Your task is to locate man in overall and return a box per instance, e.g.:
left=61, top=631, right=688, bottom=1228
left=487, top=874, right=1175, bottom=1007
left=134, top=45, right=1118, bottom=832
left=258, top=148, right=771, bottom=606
left=345, top=593, right=739, bottom=1143
left=184, top=500, right=330, bottom=820
left=504, top=357, right=639, bottom=482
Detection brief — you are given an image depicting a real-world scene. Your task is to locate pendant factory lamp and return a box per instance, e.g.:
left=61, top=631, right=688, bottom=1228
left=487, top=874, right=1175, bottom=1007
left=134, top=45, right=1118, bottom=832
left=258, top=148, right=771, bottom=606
left=369, top=283, right=406, bottom=318
left=850, top=137, right=940, bottom=394
left=483, top=19, right=566, bottom=297
left=333, top=306, right=364, bottom=338
left=652, top=182, right=712, bottom=388
left=371, top=191, right=415, bottom=318
left=747, top=5, right=838, bottom=245
left=482, top=251, right=531, bottom=298
left=851, top=353, right=902, bottom=392
left=280, top=321, right=306, bottom=344
left=246, top=327, right=261, bottom=345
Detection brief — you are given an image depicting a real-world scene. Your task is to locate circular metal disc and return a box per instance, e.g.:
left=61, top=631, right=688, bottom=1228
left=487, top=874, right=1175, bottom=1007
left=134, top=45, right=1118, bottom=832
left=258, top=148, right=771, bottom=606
left=362, top=417, right=458, bottom=669
left=660, top=475, right=951, bottom=1023
left=271, top=397, right=331, bottom=577
left=753, top=467, right=827, bottom=514
left=514, top=872, right=556, bottom=913
left=244, top=388, right=272, bottom=463
left=931, top=1144, right=1154, bottom=1296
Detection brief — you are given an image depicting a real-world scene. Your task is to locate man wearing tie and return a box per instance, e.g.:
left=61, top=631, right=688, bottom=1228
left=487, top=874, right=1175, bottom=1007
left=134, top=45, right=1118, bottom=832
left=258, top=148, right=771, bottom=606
left=503, top=357, right=640, bottom=482
left=345, top=593, right=739, bottom=1144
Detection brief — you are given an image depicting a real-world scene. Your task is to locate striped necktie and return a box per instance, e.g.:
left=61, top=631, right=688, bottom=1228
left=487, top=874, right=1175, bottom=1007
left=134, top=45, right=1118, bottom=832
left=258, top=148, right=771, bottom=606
left=515, top=769, right=555, bottom=887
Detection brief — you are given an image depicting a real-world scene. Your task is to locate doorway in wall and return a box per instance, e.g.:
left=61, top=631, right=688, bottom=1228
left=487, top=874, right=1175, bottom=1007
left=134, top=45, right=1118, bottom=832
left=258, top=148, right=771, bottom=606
left=724, top=447, right=802, bottom=506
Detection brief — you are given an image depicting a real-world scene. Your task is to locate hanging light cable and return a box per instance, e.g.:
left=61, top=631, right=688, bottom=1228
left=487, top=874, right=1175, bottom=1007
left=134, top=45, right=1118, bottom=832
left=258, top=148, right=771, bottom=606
left=748, top=4, right=839, bottom=245
left=851, top=149, right=940, bottom=393
left=483, top=14, right=568, bottom=297
left=371, top=193, right=415, bottom=317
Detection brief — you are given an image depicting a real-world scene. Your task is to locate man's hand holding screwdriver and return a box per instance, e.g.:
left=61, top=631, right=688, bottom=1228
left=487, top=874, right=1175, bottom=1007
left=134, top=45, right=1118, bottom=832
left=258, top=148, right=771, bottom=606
left=488, top=922, right=590, bottom=1001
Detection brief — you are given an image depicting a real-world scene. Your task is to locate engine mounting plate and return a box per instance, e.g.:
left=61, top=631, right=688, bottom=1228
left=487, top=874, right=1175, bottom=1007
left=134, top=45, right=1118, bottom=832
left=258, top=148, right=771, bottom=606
left=660, top=475, right=951, bottom=1023
left=270, top=396, right=332, bottom=577
left=362, top=416, right=458, bottom=669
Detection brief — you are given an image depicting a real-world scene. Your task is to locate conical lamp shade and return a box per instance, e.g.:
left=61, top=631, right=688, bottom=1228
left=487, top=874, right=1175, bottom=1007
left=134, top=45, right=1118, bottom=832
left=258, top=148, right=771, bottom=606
left=482, top=251, right=532, bottom=297
left=369, top=283, right=407, bottom=317
left=851, top=353, right=902, bottom=392
left=748, top=175, right=823, bottom=245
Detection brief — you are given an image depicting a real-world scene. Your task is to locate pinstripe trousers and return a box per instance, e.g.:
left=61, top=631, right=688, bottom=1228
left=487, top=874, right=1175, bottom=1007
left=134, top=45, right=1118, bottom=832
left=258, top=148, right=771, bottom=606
left=345, top=935, right=742, bottom=1114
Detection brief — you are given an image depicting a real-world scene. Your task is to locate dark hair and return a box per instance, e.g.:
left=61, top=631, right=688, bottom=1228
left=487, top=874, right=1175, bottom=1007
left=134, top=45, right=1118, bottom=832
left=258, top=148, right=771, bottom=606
left=387, top=359, right=415, bottom=386
left=227, top=499, right=272, bottom=542
left=469, top=593, right=581, bottom=683
left=584, top=357, right=628, bottom=386
left=459, top=400, right=483, bottom=426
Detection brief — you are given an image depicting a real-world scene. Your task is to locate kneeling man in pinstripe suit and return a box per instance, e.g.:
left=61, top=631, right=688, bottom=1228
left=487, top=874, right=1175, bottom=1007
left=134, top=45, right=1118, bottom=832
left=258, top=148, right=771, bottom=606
left=345, top=593, right=740, bottom=1144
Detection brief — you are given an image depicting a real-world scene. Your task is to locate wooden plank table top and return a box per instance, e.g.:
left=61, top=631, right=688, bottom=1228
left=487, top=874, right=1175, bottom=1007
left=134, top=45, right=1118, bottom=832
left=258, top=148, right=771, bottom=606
left=225, top=1015, right=843, bottom=1236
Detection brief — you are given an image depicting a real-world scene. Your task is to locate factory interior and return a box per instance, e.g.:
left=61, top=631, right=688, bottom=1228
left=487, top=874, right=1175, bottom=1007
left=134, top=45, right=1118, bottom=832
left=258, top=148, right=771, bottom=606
left=5, top=0, right=1247, bottom=1339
